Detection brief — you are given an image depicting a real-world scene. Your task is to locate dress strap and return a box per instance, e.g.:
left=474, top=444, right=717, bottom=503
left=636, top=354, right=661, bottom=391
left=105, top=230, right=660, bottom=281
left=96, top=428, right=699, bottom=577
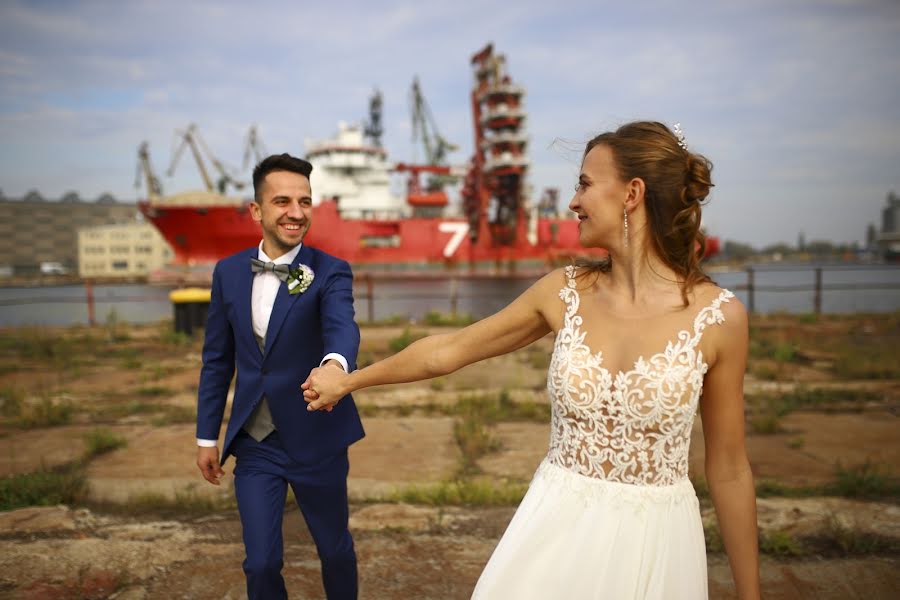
left=691, top=289, right=735, bottom=338
left=559, top=265, right=581, bottom=318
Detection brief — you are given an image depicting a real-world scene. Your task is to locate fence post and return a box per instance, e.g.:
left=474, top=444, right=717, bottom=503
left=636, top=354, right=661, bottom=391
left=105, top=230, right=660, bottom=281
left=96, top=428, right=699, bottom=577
left=85, top=279, right=95, bottom=326
left=814, top=267, right=823, bottom=315
left=450, top=276, right=459, bottom=319
left=746, top=267, right=755, bottom=314
left=365, top=274, right=374, bottom=323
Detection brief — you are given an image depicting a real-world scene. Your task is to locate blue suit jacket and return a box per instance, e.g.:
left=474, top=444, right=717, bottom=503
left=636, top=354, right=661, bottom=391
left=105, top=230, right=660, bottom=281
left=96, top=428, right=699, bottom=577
left=196, top=244, right=365, bottom=465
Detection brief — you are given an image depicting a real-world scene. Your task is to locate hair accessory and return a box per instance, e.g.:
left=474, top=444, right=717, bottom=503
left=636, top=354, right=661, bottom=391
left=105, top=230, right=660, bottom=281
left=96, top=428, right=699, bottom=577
left=673, top=123, right=688, bottom=150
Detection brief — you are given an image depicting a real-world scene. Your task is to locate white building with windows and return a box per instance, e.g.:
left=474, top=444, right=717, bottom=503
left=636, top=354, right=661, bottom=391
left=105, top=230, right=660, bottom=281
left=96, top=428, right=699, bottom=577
left=78, top=222, right=173, bottom=278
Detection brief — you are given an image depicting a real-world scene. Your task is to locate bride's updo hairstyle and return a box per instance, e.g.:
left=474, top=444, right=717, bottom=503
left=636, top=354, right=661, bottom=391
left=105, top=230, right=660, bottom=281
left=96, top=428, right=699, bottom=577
left=578, top=121, right=714, bottom=305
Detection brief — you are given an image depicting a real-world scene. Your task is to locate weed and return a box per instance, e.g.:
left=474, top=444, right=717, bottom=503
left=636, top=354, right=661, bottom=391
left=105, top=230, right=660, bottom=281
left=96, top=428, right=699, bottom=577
left=772, top=342, right=799, bottom=363
left=423, top=311, right=475, bottom=327
left=160, top=330, right=191, bottom=346
left=150, top=405, right=196, bottom=426
left=818, top=515, right=900, bottom=556
left=83, top=428, right=127, bottom=459
left=388, top=328, right=427, bottom=353
left=137, top=385, right=172, bottom=397
left=704, top=522, right=724, bottom=553
left=19, top=397, right=74, bottom=428
left=787, top=437, right=805, bottom=450
left=388, top=478, right=527, bottom=506
left=828, top=461, right=900, bottom=499
left=759, top=530, right=803, bottom=557
left=0, top=386, right=24, bottom=417
left=0, top=465, right=86, bottom=511
left=749, top=412, right=783, bottom=435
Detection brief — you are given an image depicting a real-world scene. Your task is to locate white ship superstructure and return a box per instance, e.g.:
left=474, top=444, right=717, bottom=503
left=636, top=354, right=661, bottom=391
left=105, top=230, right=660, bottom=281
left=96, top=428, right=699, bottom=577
left=305, top=122, right=405, bottom=219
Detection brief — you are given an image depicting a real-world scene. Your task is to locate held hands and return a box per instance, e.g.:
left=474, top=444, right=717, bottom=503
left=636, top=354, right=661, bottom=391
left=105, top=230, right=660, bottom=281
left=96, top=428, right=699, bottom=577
left=302, top=362, right=350, bottom=412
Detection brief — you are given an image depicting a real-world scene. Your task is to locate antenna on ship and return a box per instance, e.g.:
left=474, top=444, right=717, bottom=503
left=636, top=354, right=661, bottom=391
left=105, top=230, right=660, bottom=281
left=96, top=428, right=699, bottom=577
left=364, top=89, right=384, bottom=148
left=168, top=123, right=247, bottom=194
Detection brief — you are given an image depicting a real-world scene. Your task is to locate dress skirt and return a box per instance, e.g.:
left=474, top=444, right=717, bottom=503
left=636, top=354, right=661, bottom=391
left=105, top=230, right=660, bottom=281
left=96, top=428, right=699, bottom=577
left=471, top=459, right=708, bottom=600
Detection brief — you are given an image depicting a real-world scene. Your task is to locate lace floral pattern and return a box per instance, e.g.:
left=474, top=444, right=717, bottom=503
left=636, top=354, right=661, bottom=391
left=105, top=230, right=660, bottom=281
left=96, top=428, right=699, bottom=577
left=547, top=266, right=734, bottom=486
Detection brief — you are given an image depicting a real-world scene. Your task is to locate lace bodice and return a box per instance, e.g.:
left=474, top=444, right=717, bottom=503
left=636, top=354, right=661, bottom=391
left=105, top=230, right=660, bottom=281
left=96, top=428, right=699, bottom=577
left=546, top=266, right=734, bottom=486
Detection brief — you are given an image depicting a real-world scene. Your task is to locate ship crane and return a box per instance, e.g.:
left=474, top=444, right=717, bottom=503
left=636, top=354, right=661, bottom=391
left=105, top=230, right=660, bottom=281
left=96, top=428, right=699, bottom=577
left=242, top=125, right=269, bottom=170
left=405, top=78, right=460, bottom=216
left=168, top=123, right=247, bottom=194
left=135, top=142, right=163, bottom=200
left=410, top=76, right=458, bottom=166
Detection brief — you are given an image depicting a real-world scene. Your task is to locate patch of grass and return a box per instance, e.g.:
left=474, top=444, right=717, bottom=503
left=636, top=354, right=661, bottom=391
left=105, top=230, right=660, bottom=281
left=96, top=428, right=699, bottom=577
left=759, top=529, right=803, bottom=557
left=19, top=397, right=74, bottom=428
left=526, top=348, right=551, bottom=370
left=454, top=417, right=501, bottom=475
left=136, top=385, right=172, bottom=397
left=429, top=377, right=446, bottom=391
left=0, top=465, right=87, bottom=510
left=828, top=461, right=900, bottom=499
left=121, top=357, right=142, bottom=370
left=748, top=412, right=783, bottom=435
left=388, top=328, right=428, bottom=353
left=388, top=478, right=528, bottom=506
left=833, top=352, right=900, bottom=379
left=127, top=488, right=234, bottom=513
left=454, top=391, right=550, bottom=424
left=423, top=311, right=475, bottom=327
left=150, top=405, right=196, bottom=426
left=0, top=385, right=25, bottom=417
left=755, top=479, right=820, bottom=498
left=83, top=428, right=127, bottom=459
left=745, top=387, right=881, bottom=422
left=748, top=362, right=780, bottom=380
left=689, top=473, right=710, bottom=500
left=772, top=342, right=799, bottom=363
left=703, top=522, right=724, bottom=553
left=816, top=516, right=900, bottom=556
left=787, top=437, right=805, bottom=450
left=160, top=329, right=191, bottom=346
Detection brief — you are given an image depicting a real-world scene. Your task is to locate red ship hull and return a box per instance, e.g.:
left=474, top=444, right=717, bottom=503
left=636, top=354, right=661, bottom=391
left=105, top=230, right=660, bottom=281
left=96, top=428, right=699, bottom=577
left=139, top=199, right=609, bottom=272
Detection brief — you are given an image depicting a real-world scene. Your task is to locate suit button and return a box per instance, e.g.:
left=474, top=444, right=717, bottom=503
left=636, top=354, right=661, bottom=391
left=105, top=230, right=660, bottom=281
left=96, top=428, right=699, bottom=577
left=262, top=368, right=269, bottom=375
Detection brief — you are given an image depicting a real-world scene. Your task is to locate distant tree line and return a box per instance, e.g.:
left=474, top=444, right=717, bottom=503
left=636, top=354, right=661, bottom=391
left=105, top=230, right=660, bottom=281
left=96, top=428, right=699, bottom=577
left=720, top=239, right=863, bottom=261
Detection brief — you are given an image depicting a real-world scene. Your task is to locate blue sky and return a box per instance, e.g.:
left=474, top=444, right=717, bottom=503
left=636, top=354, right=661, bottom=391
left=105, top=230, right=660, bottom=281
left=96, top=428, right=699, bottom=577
left=0, top=0, right=898, bottom=247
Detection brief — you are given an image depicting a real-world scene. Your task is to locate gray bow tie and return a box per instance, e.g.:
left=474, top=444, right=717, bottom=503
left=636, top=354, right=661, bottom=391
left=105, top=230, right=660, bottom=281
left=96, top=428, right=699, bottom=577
left=250, top=257, right=291, bottom=282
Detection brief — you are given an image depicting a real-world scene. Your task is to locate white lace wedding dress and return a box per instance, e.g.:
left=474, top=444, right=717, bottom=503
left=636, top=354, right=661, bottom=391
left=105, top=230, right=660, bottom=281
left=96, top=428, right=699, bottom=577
left=472, top=267, right=734, bottom=600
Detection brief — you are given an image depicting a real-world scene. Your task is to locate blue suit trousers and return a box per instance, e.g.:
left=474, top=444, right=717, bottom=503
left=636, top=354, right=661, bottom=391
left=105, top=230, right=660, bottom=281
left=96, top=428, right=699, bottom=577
left=232, top=430, right=357, bottom=600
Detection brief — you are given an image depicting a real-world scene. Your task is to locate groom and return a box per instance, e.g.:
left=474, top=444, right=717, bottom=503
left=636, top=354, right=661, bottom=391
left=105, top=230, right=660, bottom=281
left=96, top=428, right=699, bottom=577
left=195, top=153, right=364, bottom=600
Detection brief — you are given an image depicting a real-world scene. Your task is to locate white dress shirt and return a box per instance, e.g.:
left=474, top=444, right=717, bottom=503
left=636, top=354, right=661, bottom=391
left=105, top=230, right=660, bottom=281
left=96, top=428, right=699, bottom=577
left=197, top=241, right=349, bottom=447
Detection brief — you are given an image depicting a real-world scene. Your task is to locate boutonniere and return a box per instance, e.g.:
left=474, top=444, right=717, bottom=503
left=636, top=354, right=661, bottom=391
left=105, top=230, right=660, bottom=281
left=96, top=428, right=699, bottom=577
left=287, top=264, right=315, bottom=295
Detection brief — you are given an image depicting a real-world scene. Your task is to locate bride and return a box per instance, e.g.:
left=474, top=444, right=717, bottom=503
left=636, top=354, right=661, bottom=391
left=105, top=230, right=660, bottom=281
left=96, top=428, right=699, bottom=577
left=303, top=121, right=760, bottom=599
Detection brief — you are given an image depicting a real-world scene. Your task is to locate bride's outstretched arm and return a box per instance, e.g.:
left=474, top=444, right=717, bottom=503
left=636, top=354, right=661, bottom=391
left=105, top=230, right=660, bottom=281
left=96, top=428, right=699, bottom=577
left=302, top=271, right=559, bottom=411
left=699, top=298, right=760, bottom=600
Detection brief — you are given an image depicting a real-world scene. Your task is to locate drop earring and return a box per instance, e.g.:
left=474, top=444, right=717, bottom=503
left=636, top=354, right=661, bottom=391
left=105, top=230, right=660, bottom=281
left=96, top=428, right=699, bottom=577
left=623, top=206, right=629, bottom=248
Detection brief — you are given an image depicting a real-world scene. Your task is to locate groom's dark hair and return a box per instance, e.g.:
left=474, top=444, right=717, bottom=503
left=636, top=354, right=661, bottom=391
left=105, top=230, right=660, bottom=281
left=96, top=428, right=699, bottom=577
left=252, top=153, right=313, bottom=202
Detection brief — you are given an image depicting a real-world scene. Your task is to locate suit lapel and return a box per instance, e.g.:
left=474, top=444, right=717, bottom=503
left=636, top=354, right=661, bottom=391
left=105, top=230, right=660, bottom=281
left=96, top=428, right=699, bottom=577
left=234, top=249, right=259, bottom=354
left=263, top=244, right=312, bottom=357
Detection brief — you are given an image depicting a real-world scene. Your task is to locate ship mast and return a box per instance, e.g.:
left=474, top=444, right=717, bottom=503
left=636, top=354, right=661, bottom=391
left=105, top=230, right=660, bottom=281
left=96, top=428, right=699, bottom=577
left=462, top=43, right=529, bottom=248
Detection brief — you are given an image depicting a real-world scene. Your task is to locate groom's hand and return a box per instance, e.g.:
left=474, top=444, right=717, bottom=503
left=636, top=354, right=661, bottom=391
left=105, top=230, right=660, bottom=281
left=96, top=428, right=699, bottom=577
left=303, top=362, right=345, bottom=412
left=197, top=446, right=225, bottom=485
